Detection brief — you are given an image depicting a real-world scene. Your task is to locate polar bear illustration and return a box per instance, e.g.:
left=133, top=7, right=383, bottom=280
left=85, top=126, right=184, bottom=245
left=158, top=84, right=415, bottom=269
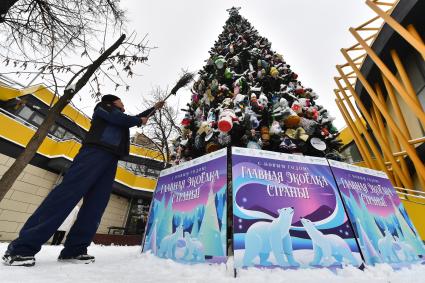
left=301, top=218, right=358, bottom=267
left=378, top=229, right=400, bottom=263
left=158, top=225, right=183, bottom=259
left=394, top=236, right=417, bottom=262
left=243, top=207, right=299, bottom=267
left=183, top=232, right=205, bottom=262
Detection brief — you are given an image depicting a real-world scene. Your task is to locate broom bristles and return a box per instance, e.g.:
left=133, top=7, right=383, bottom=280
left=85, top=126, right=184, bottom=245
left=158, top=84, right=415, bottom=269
left=169, top=71, right=195, bottom=95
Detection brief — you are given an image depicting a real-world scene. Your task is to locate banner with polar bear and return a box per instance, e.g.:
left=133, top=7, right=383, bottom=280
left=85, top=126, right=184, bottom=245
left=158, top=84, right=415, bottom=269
left=142, top=148, right=228, bottom=264
left=328, top=160, right=425, bottom=267
left=231, top=147, right=362, bottom=270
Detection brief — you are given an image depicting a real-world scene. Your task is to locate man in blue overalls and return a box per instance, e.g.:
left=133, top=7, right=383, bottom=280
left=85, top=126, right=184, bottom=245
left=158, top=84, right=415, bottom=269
left=3, top=94, right=164, bottom=266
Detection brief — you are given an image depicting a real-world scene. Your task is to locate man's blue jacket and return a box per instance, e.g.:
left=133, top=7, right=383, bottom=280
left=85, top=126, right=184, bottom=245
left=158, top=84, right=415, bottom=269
left=83, top=101, right=155, bottom=157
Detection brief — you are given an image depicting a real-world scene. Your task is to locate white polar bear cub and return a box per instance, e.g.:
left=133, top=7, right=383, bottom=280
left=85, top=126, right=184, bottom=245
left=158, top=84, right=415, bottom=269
left=301, top=218, right=358, bottom=267
left=183, top=232, right=205, bottom=262
left=158, top=225, right=183, bottom=259
left=243, top=207, right=299, bottom=267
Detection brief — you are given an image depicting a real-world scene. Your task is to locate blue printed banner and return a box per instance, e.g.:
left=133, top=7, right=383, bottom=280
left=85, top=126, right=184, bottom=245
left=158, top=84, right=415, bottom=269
left=142, top=149, right=228, bottom=264
left=329, top=160, right=425, bottom=267
left=231, top=147, right=362, bottom=270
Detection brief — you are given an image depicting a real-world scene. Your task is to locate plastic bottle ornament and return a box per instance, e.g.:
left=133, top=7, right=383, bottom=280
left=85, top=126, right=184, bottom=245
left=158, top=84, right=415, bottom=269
left=207, top=108, right=217, bottom=126
left=211, top=79, right=219, bottom=92
left=285, top=127, right=309, bottom=142
left=224, top=68, right=233, bottom=80
left=298, top=98, right=311, bottom=108
left=279, top=136, right=297, bottom=151
left=306, top=106, right=319, bottom=121
left=270, top=67, right=279, bottom=78
left=283, top=109, right=301, bottom=128
left=194, top=134, right=205, bottom=150
left=191, top=93, right=199, bottom=104
left=257, top=69, right=264, bottom=79
left=206, top=141, right=220, bottom=153
left=295, top=87, right=305, bottom=95
left=197, top=121, right=210, bottom=135
left=269, top=121, right=282, bottom=136
left=234, top=77, right=247, bottom=96
left=181, top=113, right=192, bottom=127
left=300, top=117, right=318, bottom=135
left=321, top=127, right=330, bottom=137
left=247, top=140, right=261, bottom=149
left=258, top=93, right=268, bottom=108
left=249, top=113, right=260, bottom=129
left=291, top=101, right=302, bottom=114
left=215, top=57, right=226, bottom=69
left=205, top=127, right=215, bottom=142
left=260, top=126, right=270, bottom=144
left=218, top=109, right=237, bottom=132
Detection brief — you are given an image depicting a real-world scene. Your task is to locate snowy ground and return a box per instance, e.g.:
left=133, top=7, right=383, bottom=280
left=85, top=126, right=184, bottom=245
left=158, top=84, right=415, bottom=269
left=1, top=243, right=425, bottom=283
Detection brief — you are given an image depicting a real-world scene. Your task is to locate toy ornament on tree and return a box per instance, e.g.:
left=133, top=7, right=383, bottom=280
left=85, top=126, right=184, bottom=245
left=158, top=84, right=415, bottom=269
left=170, top=7, right=343, bottom=164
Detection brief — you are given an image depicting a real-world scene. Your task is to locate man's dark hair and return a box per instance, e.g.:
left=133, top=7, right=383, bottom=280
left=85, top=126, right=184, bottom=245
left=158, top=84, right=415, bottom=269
left=101, top=94, right=120, bottom=103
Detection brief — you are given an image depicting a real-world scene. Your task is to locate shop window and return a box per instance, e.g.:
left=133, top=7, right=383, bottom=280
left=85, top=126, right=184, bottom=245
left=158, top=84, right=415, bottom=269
left=125, top=198, right=150, bottom=235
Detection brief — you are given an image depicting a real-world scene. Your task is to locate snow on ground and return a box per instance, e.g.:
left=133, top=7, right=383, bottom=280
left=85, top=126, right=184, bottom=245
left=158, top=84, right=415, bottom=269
left=1, top=243, right=425, bottom=283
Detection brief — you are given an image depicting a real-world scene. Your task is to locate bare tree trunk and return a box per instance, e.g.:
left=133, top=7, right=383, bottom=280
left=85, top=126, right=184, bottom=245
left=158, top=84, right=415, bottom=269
left=0, top=34, right=126, bottom=202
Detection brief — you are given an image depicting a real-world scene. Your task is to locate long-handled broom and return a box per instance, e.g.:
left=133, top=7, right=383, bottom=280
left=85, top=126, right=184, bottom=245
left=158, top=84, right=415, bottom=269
left=144, top=71, right=195, bottom=118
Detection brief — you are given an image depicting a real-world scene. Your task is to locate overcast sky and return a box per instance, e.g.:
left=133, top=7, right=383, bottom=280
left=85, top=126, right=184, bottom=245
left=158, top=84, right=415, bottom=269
left=26, top=0, right=377, bottom=131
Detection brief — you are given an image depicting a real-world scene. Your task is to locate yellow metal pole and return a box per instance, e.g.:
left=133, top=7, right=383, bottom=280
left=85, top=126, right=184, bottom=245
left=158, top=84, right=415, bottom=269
left=335, top=95, right=375, bottom=168
left=349, top=27, right=425, bottom=129
left=340, top=50, right=425, bottom=189
left=370, top=105, right=400, bottom=187
left=374, top=84, right=405, bottom=188
left=390, top=49, right=423, bottom=112
left=381, top=74, right=412, bottom=139
left=365, top=0, right=425, bottom=58
left=336, top=67, right=412, bottom=188
left=334, top=75, right=400, bottom=184
left=407, top=24, right=425, bottom=60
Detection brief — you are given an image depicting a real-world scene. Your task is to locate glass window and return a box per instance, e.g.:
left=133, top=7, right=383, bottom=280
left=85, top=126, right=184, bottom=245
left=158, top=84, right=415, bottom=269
left=63, top=131, right=76, bottom=140
left=54, top=127, right=66, bottom=139
left=125, top=198, right=151, bottom=235
left=31, top=113, right=44, bottom=126
left=17, top=106, right=34, bottom=120
left=342, top=142, right=363, bottom=164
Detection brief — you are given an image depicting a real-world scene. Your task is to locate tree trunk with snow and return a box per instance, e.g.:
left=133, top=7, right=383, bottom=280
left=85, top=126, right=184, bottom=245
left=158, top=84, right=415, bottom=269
left=0, top=34, right=126, bottom=202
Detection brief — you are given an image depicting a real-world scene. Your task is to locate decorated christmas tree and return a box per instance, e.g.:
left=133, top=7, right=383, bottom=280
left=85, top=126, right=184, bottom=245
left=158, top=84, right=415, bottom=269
left=170, top=7, right=342, bottom=164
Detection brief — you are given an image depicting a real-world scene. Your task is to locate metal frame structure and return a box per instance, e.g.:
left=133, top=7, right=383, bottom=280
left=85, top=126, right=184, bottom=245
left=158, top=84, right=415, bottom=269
left=334, top=0, right=425, bottom=205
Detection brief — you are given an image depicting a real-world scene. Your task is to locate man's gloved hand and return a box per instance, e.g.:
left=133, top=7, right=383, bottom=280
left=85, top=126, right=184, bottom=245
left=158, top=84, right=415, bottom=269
left=140, top=117, right=148, bottom=125
left=154, top=101, right=165, bottom=110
